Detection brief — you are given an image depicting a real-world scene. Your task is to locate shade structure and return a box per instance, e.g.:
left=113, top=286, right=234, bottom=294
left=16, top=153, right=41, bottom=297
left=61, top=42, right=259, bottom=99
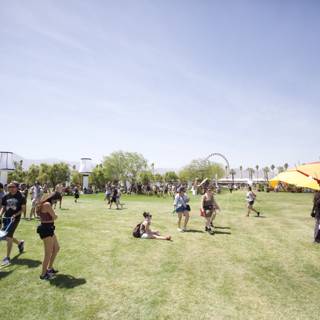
left=296, top=162, right=320, bottom=183
left=269, top=170, right=320, bottom=191
left=79, top=158, right=93, bottom=174
left=0, top=151, right=14, bottom=171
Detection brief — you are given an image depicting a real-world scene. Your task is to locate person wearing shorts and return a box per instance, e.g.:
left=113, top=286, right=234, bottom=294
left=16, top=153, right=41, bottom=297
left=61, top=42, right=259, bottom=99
left=246, top=186, right=260, bottom=217
left=201, top=188, right=220, bottom=233
left=0, top=182, right=26, bottom=266
left=173, top=188, right=190, bottom=232
left=29, top=181, right=43, bottom=220
left=139, top=212, right=171, bottom=240
left=36, top=193, right=60, bottom=280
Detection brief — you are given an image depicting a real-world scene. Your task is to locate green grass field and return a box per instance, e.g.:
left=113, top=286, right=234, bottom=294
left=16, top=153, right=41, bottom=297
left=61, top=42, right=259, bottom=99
left=1, top=191, right=319, bottom=320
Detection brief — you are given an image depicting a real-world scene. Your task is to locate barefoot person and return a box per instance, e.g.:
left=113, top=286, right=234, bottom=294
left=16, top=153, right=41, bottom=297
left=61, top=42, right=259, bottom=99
left=0, top=182, right=25, bottom=266
left=173, top=187, right=190, bottom=232
left=246, top=186, right=260, bottom=217
left=36, top=193, right=60, bottom=280
left=134, top=212, right=171, bottom=240
left=201, top=188, right=220, bottom=233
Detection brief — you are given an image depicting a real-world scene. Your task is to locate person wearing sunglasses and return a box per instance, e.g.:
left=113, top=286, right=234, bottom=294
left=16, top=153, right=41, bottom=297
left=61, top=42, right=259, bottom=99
left=0, top=182, right=26, bottom=266
left=140, top=212, right=171, bottom=240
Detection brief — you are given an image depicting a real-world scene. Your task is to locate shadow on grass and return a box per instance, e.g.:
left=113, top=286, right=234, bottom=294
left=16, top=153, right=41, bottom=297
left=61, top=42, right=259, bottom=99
left=184, top=229, right=205, bottom=233
left=49, top=274, right=86, bottom=289
left=215, top=226, right=231, bottom=230
left=0, top=269, right=14, bottom=279
left=11, top=255, right=42, bottom=268
left=214, top=230, right=232, bottom=235
left=59, top=208, right=70, bottom=211
left=254, top=215, right=266, bottom=218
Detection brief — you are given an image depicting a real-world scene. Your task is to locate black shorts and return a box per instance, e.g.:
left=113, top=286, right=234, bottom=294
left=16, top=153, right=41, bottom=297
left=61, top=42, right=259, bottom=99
left=37, top=223, right=55, bottom=239
left=2, top=217, right=20, bottom=238
left=248, top=201, right=255, bottom=206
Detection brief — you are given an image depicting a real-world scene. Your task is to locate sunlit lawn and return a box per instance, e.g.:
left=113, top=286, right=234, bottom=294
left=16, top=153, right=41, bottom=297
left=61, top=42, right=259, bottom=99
left=1, top=191, right=319, bottom=320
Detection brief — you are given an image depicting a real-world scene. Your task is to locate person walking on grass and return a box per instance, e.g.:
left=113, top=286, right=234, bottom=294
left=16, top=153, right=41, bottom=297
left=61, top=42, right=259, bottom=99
left=36, top=193, right=60, bottom=280
left=246, top=186, right=260, bottom=217
left=73, top=187, right=80, bottom=203
left=311, top=191, right=320, bottom=243
left=174, top=187, right=190, bottom=232
left=29, top=181, right=43, bottom=220
left=0, top=182, right=25, bottom=267
left=135, top=212, right=171, bottom=240
left=201, top=188, right=220, bottom=233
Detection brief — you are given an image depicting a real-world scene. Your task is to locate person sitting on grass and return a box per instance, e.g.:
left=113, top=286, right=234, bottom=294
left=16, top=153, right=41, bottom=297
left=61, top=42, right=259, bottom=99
left=138, top=212, right=171, bottom=240
left=246, top=186, right=260, bottom=217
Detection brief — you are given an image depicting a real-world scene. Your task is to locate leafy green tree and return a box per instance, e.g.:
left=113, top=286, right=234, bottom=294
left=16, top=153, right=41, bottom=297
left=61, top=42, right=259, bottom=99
left=164, top=171, right=179, bottom=182
left=90, top=165, right=106, bottom=189
left=179, top=159, right=224, bottom=182
left=8, top=160, right=26, bottom=183
left=102, top=151, right=148, bottom=183
left=71, top=170, right=82, bottom=186
left=255, top=165, right=259, bottom=179
left=38, top=163, right=51, bottom=185
left=138, top=171, right=154, bottom=185
left=153, top=173, right=163, bottom=183
left=26, top=164, right=40, bottom=185
left=48, top=163, right=70, bottom=187
left=284, top=163, right=289, bottom=171
left=277, top=166, right=284, bottom=173
left=239, top=165, right=243, bottom=179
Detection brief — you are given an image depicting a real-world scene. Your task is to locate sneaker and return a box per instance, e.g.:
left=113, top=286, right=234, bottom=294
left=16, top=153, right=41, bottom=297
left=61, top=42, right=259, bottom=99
left=47, top=268, right=59, bottom=275
left=257, top=212, right=260, bottom=217
left=18, top=240, right=25, bottom=253
left=210, top=222, right=214, bottom=228
left=40, top=272, right=53, bottom=281
left=177, top=228, right=183, bottom=232
left=1, top=257, right=11, bottom=266
left=206, top=227, right=212, bottom=233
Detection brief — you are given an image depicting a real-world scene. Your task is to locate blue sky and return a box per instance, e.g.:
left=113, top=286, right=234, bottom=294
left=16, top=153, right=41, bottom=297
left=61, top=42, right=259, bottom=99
left=1, top=0, right=319, bottom=169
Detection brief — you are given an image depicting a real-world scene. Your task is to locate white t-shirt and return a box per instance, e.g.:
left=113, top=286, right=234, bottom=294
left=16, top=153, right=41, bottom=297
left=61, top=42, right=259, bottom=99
left=246, top=191, right=255, bottom=202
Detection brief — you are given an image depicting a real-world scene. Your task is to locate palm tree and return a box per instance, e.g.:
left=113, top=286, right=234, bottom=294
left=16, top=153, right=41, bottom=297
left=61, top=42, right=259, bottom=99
left=277, top=166, right=284, bottom=173
left=255, top=165, right=259, bottom=179
left=247, top=168, right=255, bottom=180
left=230, top=169, right=236, bottom=185
left=263, top=167, right=270, bottom=181
left=284, top=163, right=289, bottom=171
left=270, top=164, right=275, bottom=177
left=239, top=166, right=243, bottom=179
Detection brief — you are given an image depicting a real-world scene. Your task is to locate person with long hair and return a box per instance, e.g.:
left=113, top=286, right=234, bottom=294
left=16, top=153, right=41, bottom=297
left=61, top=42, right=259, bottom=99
left=201, top=188, right=220, bottom=233
left=173, top=187, right=190, bottom=232
left=139, top=212, right=171, bottom=240
left=246, top=186, right=260, bottom=217
left=36, top=193, right=60, bottom=280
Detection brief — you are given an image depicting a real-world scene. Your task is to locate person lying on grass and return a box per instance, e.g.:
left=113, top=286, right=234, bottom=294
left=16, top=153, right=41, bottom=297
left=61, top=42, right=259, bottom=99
left=137, top=212, right=171, bottom=240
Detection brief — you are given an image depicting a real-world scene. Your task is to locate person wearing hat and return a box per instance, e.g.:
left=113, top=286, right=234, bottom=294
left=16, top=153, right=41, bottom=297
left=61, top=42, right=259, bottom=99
left=173, top=187, right=190, bottom=232
left=0, top=182, right=26, bottom=266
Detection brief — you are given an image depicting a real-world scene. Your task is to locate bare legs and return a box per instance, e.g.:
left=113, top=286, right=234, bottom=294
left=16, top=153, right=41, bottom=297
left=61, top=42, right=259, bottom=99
left=247, top=205, right=259, bottom=217
left=41, top=235, right=60, bottom=277
left=177, top=211, right=189, bottom=230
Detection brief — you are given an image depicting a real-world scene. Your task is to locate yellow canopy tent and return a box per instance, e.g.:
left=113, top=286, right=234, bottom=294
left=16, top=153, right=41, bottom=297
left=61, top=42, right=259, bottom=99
left=269, top=169, right=320, bottom=191
left=296, top=162, right=320, bottom=183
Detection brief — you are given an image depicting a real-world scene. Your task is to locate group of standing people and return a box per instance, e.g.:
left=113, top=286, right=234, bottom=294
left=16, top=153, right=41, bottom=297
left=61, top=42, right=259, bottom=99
left=0, top=181, right=60, bottom=280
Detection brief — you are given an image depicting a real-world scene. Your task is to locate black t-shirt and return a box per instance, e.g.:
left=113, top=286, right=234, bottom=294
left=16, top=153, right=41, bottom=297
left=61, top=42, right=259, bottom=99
left=1, top=191, right=26, bottom=218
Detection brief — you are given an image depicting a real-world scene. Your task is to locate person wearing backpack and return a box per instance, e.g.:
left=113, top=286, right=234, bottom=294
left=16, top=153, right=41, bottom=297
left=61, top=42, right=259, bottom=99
left=133, top=212, right=171, bottom=240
